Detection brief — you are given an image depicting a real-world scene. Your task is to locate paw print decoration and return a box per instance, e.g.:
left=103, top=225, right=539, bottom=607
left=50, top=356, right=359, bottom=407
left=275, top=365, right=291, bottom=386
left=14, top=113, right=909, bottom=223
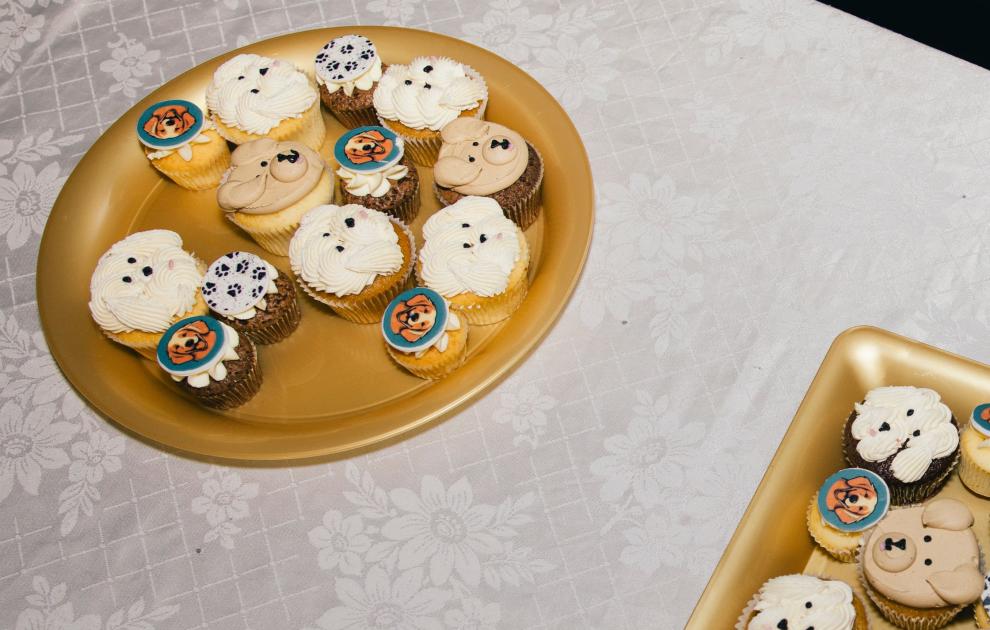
left=315, top=35, right=377, bottom=84
left=202, top=251, right=276, bottom=317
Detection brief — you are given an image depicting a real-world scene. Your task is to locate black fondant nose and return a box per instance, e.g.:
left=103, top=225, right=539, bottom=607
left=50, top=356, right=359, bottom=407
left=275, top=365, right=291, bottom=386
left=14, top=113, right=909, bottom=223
left=142, top=266, right=153, bottom=276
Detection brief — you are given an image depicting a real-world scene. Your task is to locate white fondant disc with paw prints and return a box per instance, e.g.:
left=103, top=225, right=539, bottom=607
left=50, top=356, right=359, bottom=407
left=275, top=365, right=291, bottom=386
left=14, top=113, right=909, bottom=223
left=202, top=252, right=274, bottom=316
left=315, top=35, right=376, bottom=84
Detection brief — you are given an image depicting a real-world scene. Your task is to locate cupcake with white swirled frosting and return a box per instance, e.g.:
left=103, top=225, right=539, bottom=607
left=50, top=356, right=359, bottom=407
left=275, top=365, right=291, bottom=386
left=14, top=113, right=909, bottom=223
left=289, top=204, right=414, bottom=324
left=843, top=386, right=960, bottom=505
left=89, top=230, right=207, bottom=359
left=206, top=53, right=325, bottom=151
left=372, top=56, right=487, bottom=166
left=736, top=575, right=868, bottom=630
left=417, top=196, right=529, bottom=325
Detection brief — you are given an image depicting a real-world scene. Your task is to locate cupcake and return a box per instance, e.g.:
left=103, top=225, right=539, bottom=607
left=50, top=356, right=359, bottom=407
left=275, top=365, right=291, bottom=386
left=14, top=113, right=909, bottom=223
left=217, top=138, right=332, bottom=256
left=434, top=118, right=543, bottom=229
left=289, top=204, right=413, bottom=324
left=156, top=315, right=261, bottom=410
left=957, top=403, right=990, bottom=496
left=807, top=467, right=890, bottom=563
left=860, top=498, right=983, bottom=629
left=315, top=35, right=385, bottom=128
left=89, top=230, right=207, bottom=359
left=137, top=99, right=230, bottom=190
left=382, top=287, right=467, bottom=379
left=418, top=196, right=529, bottom=325
left=372, top=56, right=488, bottom=166
left=202, top=251, right=300, bottom=344
left=843, top=386, right=960, bottom=505
left=735, top=574, right=868, bottom=630
left=206, top=53, right=325, bottom=151
left=334, top=125, right=420, bottom=223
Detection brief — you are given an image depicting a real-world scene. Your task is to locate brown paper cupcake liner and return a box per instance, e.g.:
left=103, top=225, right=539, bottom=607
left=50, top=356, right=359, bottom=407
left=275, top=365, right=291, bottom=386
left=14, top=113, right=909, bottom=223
left=150, top=143, right=231, bottom=191
left=736, top=576, right=871, bottom=630
left=296, top=219, right=415, bottom=324
left=974, top=599, right=990, bottom=628
left=227, top=213, right=298, bottom=257
left=225, top=289, right=301, bottom=345
left=212, top=100, right=326, bottom=152
left=193, top=342, right=263, bottom=410
left=338, top=174, right=420, bottom=224
left=806, top=493, right=861, bottom=563
left=958, top=447, right=990, bottom=497
left=328, top=106, right=379, bottom=129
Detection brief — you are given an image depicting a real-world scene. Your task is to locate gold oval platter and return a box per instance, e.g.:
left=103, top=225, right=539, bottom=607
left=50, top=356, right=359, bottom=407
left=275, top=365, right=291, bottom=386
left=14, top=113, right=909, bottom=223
left=36, top=26, right=593, bottom=462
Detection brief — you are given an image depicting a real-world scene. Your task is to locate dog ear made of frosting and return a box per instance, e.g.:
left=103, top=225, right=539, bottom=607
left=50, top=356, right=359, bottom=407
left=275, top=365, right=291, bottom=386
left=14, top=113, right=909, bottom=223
left=927, top=563, right=984, bottom=604
left=440, top=117, right=488, bottom=144
left=922, top=498, right=974, bottom=530
left=218, top=174, right=267, bottom=209
left=435, top=156, right=481, bottom=188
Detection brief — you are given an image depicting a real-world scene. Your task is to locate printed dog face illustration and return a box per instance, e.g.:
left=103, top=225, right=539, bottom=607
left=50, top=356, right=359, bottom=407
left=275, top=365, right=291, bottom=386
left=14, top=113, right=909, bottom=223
left=389, top=294, right=437, bottom=342
left=167, top=320, right=216, bottom=365
left=143, top=104, right=197, bottom=139
left=865, top=498, right=983, bottom=607
left=344, top=130, right=394, bottom=165
left=217, top=139, right=323, bottom=214
left=825, top=476, right=878, bottom=524
left=434, top=118, right=529, bottom=196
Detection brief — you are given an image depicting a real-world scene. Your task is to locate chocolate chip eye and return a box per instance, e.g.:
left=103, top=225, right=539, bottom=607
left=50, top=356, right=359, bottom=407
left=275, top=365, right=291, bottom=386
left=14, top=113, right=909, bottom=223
left=913, top=430, right=921, bottom=437
left=238, top=75, right=245, bottom=80
left=404, top=79, right=412, bottom=85
left=924, top=535, right=932, bottom=542
left=906, top=409, right=914, bottom=416
left=250, top=88, right=259, bottom=94
left=336, top=245, right=344, bottom=252
left=804, top=602, right=811, bottom=609
left=122, top=276, right=131, bottom=283
left=322, top=232, right=330, bottom=238
left=127, top=257, right=136, bottom=264
left=461, top=223, right=470, bottom=228
left=423, top=83, right=431, bottom=89
left=480, top=234, right=487, bottom=243
left=468, top=156, right=475, bottom=162
left=924, top=558, right=932, bottom=566
left=776, top=621, right=787, bottom=630
left=423, top=64, right=433, bottom=73
left=345, top=217, right=355, bottom=228
left=142, top=266, right=153, bottom=276
left=260, top=161, right=268, bottom=167
left=259, top=67, right=268, bottom=75
left=472, top=142, right=479, bottom=146
left=879, top=422, right=890, bottom=431
left=462, top=243, right=471, bottom=248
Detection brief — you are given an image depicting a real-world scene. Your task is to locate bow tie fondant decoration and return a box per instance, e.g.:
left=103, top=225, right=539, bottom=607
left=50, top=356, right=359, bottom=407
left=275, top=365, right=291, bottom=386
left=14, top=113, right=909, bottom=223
left=277, top=149, right=300, bottom=163
left=884, top=537, right=907, bottom=551
left=490, top=138, right=511, bottom=150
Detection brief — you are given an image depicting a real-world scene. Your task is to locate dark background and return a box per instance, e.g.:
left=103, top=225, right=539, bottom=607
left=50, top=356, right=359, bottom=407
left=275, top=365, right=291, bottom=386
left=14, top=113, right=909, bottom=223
left=820, top=1, right=990, bottom=71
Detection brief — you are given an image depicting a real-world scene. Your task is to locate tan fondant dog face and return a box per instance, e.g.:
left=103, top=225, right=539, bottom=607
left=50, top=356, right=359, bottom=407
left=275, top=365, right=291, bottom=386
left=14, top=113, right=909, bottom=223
left=434, top=118, right=528, bottom=196
left=867, top=498, right=983, bottom=607
left=217, top=138, right=322, bottom=214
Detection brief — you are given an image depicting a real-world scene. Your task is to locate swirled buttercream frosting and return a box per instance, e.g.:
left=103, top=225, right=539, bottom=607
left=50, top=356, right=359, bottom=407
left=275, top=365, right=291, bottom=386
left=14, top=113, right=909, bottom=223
left=372, top=56, right=487, bottom=131
left=89, top=230, right=202, bottom=334
left=747, top=575, right=856, bottom=630
left=420, top=196, right=520, bottom=298
left=289, top=204, right=403, bottom=297
left=206, top=54, right=317, bottom=135
left=850, top=386, right=958, bottom=483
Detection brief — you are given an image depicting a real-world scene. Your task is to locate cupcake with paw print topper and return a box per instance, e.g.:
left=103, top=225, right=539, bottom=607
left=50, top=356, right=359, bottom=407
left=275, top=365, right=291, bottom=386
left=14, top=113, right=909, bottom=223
left=335, top=125, right=420, bottom=223
left=202, top=252, right=300, bottom=345
left=289, top=204, right=414, bottom=324
left=806, top=467, right=890, bottom=563
left=217, top=138, right=332, bottom=256
left=372, top=56, right=488, bottom=166
left=137, top=99, right=230, bottom=190
left=382, top=287, right=468, bottom=380
left=315, top=35, right=386, bottom=128
left=156, top=315, right=261, bottom=410
left=89, top=230, right=207, bottom=359
left=417, top=196, right=529, bottom=325
left=843, top=386, right=960, bottom=505
left=434, top=118, right=543, bottom=229
left=957, top=403, right=990, bottom=497
left=206, top=53, right=325, bottom=151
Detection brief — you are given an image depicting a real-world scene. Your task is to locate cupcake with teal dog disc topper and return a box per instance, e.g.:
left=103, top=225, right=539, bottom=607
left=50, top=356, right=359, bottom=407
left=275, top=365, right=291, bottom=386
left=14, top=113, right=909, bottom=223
left=806, top=467, right=890, bottom=562
left=958, top=403, right=990, bottom=496
left=156, top=314, right=262, bottom=409
left=136, top=99, right=231, bottom=190
left=335, top=125, right=420, bottom=223
left=381, top=286, right=468, bottom=380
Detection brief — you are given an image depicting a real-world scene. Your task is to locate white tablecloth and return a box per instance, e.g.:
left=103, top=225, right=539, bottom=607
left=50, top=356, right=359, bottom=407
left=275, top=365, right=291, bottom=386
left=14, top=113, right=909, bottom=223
left=2, top=0, right=988, bottom=627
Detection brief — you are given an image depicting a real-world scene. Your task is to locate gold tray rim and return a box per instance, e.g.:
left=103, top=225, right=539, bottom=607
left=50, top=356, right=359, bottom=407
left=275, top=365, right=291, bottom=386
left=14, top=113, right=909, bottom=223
left=35, top=26, right=594, bottom=464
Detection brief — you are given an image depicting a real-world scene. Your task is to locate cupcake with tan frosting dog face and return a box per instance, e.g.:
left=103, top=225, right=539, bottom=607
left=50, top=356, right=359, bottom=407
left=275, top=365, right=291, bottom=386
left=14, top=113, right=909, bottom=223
left=89, top=230, right=207, bottom=359
left=315, top=35, right=386, bottom=128
left=217, top=138, right=332, bottom=256
left=418, top=196, right=528, bottom=325
left=206, top=53, right=325, bottom=151
left=289, top=204, right=414, bottom=323
left=373, top=56, right=487, bottom=166
left=434, top=118, right=543, bottom=229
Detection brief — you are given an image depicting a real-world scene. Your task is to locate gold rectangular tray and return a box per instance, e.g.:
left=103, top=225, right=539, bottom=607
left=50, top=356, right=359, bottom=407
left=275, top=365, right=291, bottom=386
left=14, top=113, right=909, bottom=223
left=688, top=326, right=990, bottom=629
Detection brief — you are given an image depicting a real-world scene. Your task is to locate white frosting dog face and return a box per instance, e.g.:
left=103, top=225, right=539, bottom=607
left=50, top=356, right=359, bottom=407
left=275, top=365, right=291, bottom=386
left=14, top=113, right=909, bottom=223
left=89, top=230, right=202, bottom=334
left=747, top=575, right=855, bottom=630
left=850, top=386, right=958, bottom=483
